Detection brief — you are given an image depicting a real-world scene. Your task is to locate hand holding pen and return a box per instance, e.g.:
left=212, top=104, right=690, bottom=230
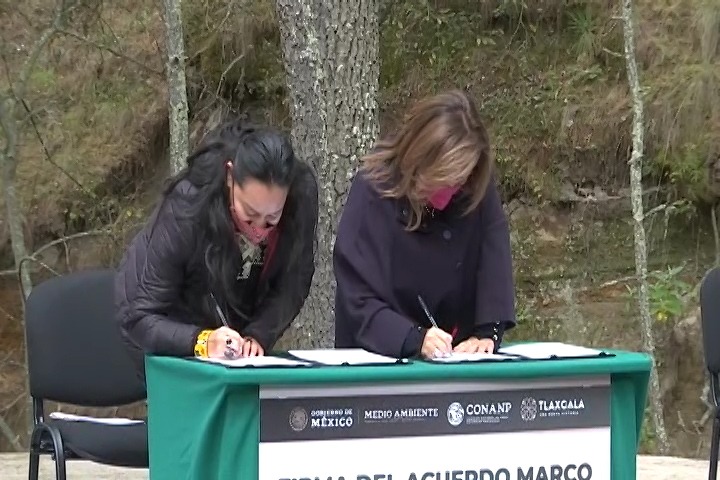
left=208, top=326, right=244, bottom=359
left=209, top=293, right=243, bottom=359
left=417, top=295, right=453, bottom=359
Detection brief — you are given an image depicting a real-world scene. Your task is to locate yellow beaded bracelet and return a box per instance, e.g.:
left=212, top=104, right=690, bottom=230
left=194, top=329, right=213, bottom=358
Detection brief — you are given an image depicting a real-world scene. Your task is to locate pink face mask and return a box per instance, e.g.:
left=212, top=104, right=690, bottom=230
left=229, top=203, right=274, bottom=245
left=428, top=186, right=461, bottom=210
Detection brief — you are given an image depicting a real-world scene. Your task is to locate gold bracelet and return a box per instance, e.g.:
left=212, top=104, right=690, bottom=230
left=194, top=330, right=213, bottom=358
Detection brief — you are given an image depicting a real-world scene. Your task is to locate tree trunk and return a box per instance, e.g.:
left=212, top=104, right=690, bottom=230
left=0, top=0, right=74, bottom=441
left=274, top=0, right=379, bottom=348
left=0, top=103, right=32, bottom=300
left=0, top=99, right=33, bottom=446
left=621, top=0, right=670, bottom=454
left=162, top=0, right=190, bottom=174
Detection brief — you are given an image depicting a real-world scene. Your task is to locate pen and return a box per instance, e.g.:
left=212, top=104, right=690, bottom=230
left=417, top=295, right=458, bottom=338
left=417, top=295, right=439, bottom=329
left=210, top=293, right=241, bottom=359
left=417, top=295, right=451, bottom=358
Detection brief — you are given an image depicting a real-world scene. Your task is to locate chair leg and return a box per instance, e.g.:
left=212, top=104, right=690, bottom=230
left=28, top=449, right=39, bottom=480
left=28, top=426, right=42, bottom=480
left=47, top=428, right=66, bottom=480
left=53, top=443, right=67, bottom=480
left=710, top=416, right=720, bottom=480
left=28, top=423, right=66, bottom=480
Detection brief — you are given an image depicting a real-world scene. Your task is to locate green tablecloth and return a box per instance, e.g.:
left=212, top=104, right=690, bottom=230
left=145, top=350, right=651, bottom=480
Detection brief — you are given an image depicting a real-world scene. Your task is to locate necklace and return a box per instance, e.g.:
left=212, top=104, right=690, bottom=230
left=235, top=233, right=264, bottom=280
left=423, top=205, right=437, bottom=219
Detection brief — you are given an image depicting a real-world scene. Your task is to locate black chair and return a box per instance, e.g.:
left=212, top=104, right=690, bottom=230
left=24, top=268, right=148, bottom=479
left=701, top=266, right=720, bottom=480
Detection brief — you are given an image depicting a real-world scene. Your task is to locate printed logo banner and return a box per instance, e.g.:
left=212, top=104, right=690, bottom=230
left=259, top=384, right=611, bottom=480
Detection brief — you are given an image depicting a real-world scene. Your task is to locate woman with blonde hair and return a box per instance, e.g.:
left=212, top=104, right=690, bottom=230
left=333, top=90, right=515, bottom=359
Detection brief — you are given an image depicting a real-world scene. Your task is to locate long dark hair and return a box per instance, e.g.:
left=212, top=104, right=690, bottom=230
left=160, top=118, right=299, bottom=319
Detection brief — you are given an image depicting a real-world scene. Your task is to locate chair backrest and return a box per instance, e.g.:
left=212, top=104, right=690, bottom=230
left=25, top=268, right=146, bottom=406
left=700, top=267, right=720, bottom=375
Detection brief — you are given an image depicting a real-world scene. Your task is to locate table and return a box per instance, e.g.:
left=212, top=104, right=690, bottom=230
left=145, top=350, right=651, bottom=480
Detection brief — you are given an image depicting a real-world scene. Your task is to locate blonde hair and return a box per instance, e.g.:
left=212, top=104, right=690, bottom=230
left=361, top=90, right=494, bottom=230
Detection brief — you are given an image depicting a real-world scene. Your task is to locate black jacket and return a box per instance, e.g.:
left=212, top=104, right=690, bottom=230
left=115, top=162, right=318, bottom=376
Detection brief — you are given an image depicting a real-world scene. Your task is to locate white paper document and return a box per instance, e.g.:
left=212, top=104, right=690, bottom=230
left=195, top=356, right=310, bottom=368
left=429, top=352, right=514, bottom=363
left=49, top=412, right=144, bottom=425
left=497, top=342, right=606, bottom=359
left=288, top=348, right=401, bottom=366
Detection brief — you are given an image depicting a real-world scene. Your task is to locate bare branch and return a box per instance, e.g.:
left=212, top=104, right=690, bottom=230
left=0, top=414, right=22, bottom=452
left=0, top=227, right=122, bottom=279
left=15, top=0, right=75, bottom=103
left=50, top=29, right=233, bottom=115
left=188, top=0, right=237, bottom=62
left=0, top=92, right=13, bottom=150
left=27, top=229, right=113, bottom=260
left=0, top=302, right=17, bottom=324
left=58, top=29, right=163, bottom=76
left=19, top=97, right=94, bottom=195
left=3, top=391, right=27, bottom=413
left=0, top=45, right=15, bottom=91
left=215, top=53, right=246, bottom=98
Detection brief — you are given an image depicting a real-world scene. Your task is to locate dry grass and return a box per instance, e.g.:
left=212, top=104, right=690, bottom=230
left=0, top=0, right=166, bottom=250
left=1, top=0, right=717, bottom=240
left=183, top=0, right=283, bottom=115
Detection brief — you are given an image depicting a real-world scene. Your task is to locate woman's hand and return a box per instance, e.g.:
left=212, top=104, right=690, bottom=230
left=241, top=337, right=265, bottom=357
left=420, top=327, right=453, bottom=359
left=453, top=336, right=495, bottom=354
left=208, top=326, right=244, bottom=358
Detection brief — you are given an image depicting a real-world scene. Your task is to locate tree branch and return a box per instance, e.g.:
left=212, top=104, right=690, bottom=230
left=0, top=414, right=22, bottom=452
left=0, top=227, right=124, bottom=280
left=19, top=97, right=94, bottom=195
left=0, top=92, right=13, bottom=150
left=15, top=0, right=74, bottom=104
left=58, top=29, right=163, bottom=76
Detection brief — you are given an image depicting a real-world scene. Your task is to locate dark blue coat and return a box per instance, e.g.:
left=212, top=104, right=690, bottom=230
left=333, top=172, right=516, bottom=358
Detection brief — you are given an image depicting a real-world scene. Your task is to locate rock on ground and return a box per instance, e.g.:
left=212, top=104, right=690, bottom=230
left=0, top=454, right=709, bottom=479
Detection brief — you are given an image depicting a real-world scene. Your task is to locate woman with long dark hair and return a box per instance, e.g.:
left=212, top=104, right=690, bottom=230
left=115, top=119, right=318, bottom=379
left=333, top=90, right=515, bottom=360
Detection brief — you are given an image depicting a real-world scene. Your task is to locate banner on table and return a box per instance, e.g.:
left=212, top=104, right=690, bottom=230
left=259, top=382, right=611, bottom=480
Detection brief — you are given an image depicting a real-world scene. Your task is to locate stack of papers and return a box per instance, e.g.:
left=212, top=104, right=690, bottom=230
left=423, top=342, right=609, bottom=364
left=288, top=348, right=401, bottom=366
left=429, top=352, right=514, bottom=363
left=497, top=342, right=607, bottom=359
left=195, top=356, right=310, bottom=368
left=49, top=412, right=144, bottom=425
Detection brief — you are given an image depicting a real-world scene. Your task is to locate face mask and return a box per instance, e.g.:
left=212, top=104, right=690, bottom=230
left=229, top=201, right=274, bottom=246
left=226, top=161, right=275, bottom=245
left=428, top=186, right=461, bottom=210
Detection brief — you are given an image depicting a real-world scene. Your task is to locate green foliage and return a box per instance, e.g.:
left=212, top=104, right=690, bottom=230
left=568, top=7, right=597, bottom=58
left=626, top=265, right=694, bottom=323
left=638, top=406, right=657, bottom=453
left=29, top=68, right=57, bottom=91
left=653, top=143, right=711, bottom=202
left=647, top=266, right=694, bottom=322
left=379, top=0, right=500, bottom=90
